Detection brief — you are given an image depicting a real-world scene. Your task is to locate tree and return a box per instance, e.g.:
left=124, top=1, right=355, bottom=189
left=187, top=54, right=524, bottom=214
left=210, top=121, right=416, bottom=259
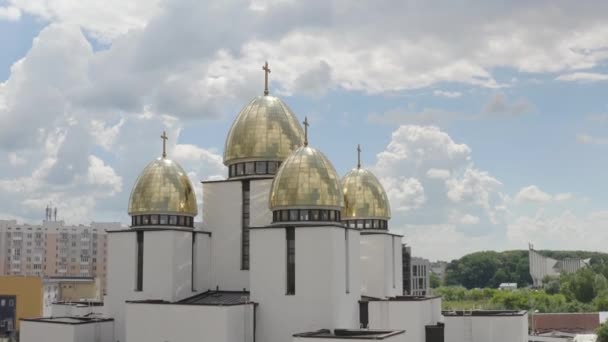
left=543, top=278, right=560, bottom=295
left=430, top=273, right=441, bottom=289
left=597, top=323, right=608, bottom=342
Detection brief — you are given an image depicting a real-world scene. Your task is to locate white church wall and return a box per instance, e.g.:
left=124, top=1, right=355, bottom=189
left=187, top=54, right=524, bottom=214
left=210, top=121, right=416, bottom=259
left=360, top=234, right=387, bottom=298
left=251, top=226, right=360, bottom=342
left=194, top=232, right=212, bottom=292
left=360, top=233, right=403, bottom=299
left=106, top=231, right=137, bottom=342
left=444, top=312, right=528, bottom=342
left=203, top=180, right=249, bottom=291
left=367, top=298, right=442, bottom=342
left=392, top=236, right=403, bottom=298
left=125, top=302, right=254, bottom=342
left=250, top=179, right=273, bottom=227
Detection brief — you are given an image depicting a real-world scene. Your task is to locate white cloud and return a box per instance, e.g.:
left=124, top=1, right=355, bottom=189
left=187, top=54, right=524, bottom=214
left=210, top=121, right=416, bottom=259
left=507, top=210, right=608, bottom=252
left=8, top=152, right=26, bottom=166
left=6, top=0, right=161, bottom=41
left=0, top=6, right=20, bottom=21
left=85, top=155, right=122, bottom=195
left=554, top=193, right=573, bottom=201
left=433, top=90, right=462, bottom=98
left=426, top=168, right=451, bottom=180
left=381, top=177, right=426, bottom=212
left=459, top=213, right=480, bottom=225
left=556, top=72, right=608, bottom=82
left=515, top=185, right=552, bottom=203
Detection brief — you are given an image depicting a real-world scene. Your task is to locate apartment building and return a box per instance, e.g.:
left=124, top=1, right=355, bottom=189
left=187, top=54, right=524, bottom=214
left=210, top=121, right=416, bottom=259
left=0, top=219, right=120, bottom=294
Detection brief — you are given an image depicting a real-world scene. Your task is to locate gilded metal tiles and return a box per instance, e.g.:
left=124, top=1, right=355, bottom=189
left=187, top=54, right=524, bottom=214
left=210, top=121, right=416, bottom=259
left=270, top=146, right=344, bottom=209
left=342, top=168, right=391, bottom=220
left=223, top=96, right=305, bottom=165
left=128, top=158, right=198, bottom=216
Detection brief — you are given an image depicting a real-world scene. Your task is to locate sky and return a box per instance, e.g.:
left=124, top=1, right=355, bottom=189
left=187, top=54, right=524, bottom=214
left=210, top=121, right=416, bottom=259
left=1, top=0, right=608, bottom=261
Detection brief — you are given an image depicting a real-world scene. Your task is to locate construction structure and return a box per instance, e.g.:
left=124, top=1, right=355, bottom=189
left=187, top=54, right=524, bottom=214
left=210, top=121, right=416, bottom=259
left=529, top=244, right=590, bottom=287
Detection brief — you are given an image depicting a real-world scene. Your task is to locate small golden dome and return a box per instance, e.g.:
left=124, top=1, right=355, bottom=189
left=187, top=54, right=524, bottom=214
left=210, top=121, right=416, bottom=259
left=270, top=146, right=344, bottom=210
left=223, top=95, right=305, bottom=166
left=342, top=168, right=391, bottom=220
left=128, top=158, right=198, bottom=216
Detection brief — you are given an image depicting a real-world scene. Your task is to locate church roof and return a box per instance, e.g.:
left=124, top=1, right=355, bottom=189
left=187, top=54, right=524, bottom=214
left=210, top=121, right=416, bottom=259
left=342, top=167, right=391, bottom=220
left=223, top=95, right=304, bottom=166
left=128, top=157, right=198, bottom=217
left=270, top=145, right=343, bottom=210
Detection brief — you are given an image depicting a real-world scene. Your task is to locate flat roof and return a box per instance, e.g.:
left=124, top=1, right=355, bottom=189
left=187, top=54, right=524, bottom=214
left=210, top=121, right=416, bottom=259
left=294, top=329, right=405, bottom=340
left=443, top=310, right=527, bottom=317
left=20, top=317, right=113, bottom=325
left=363, top=295, right=441, bottom=302
left=127, top=290, right=253, bottom=307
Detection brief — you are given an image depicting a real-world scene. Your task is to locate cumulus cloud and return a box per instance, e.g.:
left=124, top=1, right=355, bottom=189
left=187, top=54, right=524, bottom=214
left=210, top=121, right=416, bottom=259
left=515, top=185, right=552, bottom=203
left=372, top=125, right=506, bottom=244
left=0, top=6, right=20, bottom=21
left=507, top=210, right=608, bottom=252
left=556, top=72, right=608, bottom=82
left=433, top=90, right=462, bottom=98
left=577, top=133, right=608, bottom=145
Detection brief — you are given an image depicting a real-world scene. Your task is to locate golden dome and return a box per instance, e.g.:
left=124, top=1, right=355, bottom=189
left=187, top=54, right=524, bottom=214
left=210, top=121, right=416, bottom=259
left=270, top=146, right=344, bottom=210
left=128, top=157, right=198, bottom=216
left=223, top=95, right=305, bottom=166
left=342, top=168, right=391, bottom=220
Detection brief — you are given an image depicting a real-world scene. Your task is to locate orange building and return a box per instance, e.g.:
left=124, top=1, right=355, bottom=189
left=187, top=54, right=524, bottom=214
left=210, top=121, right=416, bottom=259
left=0, top=276, right=43, bottom=333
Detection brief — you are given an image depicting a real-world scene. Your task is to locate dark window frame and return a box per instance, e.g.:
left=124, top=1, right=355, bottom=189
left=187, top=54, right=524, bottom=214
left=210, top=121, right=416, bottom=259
left=286, top=227, right=295, bottom=295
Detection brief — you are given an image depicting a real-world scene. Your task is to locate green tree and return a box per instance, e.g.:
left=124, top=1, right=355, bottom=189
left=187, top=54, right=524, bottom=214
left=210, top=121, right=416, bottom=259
left=543, top=278, right=560, bottom=295
left=430, top=273, right=441, bottom=289
left=597, top=323, right=608, bottom=342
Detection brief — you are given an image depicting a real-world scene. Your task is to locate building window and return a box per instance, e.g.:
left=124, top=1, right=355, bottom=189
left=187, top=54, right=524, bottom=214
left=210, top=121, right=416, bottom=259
left=169, top=215, right=177, bottom=225
left=255, top=161, right=266, bottom=174
left=286, top=227, right=295, bottom=295
left=392, top=237, right=396, bottom=288
left=241, top=181, right=250, bottom=270
left=159, top=215, right=168, bottom=225
left=136, top=231, right=144, bottom=291
left=345, top=230, right=350, bottom=294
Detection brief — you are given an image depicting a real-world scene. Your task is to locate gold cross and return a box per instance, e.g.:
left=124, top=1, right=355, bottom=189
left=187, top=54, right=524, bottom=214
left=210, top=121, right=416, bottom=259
left=357, top=144, right=362, bottom=169
left=262, top=61, right=271, bottom=96
left=303, top=117, right=309, bottom=146
left=160, top=131, right=168, bottom=158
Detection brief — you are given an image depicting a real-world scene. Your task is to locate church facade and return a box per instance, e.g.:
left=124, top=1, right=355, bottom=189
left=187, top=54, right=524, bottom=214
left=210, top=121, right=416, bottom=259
left=19, top=64, right=528, bottom=342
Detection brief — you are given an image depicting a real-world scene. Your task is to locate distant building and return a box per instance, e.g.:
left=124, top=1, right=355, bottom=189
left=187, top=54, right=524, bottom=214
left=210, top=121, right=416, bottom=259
left=499, top=283, right=518, bottom=290
left=529, top=244, right=590, bottom=287
left=430, top=261, right=448, bottom=282
left=0, top=276, right=43, bottom=337
left=0, top=220, right=119, bottom=294
left=402, top=246, right=430, bottom=296
left=43, top=277, right=102, bottom=316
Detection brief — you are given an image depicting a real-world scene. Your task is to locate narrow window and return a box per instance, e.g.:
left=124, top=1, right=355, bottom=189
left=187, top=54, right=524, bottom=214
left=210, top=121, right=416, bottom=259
left=136, top=231, right=144, bottom=291
left=392, top=237, right=396, bottom=289
left=345, top=229, right=350, bottom=293
left=286, top=227, right=295, bottom=295
left=241, top=180, right=250, bottom=270
left=191, top=233, right=196, bottom=292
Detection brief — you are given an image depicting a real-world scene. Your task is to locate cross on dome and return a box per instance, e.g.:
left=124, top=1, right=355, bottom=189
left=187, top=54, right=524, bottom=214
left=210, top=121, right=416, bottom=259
left=357, top=144, right=362, bottom=169
left=161, top=131, right=168, bottom=158
left=303, top=117, right=309, bottom=146
left=263, top=61, right=271, bottom=96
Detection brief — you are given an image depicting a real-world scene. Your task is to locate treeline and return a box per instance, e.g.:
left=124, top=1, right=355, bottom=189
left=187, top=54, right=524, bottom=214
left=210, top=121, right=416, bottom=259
left=443, top=250, right=608, bottom=289
left=437, top=267, right=608, bottom=313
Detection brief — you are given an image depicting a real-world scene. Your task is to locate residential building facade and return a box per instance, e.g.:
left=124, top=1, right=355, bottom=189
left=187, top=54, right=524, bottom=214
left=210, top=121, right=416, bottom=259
left=0, top=220, right=117, bottom=294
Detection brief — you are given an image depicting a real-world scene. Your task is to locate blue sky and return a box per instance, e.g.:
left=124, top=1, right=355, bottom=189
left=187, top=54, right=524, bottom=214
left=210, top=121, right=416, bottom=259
left=1, top=1, right=608, bottom=260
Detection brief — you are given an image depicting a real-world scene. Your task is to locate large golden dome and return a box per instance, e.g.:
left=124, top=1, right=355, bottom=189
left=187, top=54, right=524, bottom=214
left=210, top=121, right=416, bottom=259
left=342, top=167, right=391, bottom=220
left=270, top=146, right=343, bottom=210
left=223, top=95, right=304, bottom=167
left=128, top=157, right=198, bottom=216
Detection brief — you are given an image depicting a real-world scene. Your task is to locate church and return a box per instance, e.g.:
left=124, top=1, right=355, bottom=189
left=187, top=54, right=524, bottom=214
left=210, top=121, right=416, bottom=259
left=19, top=63, right=528, bottom=342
